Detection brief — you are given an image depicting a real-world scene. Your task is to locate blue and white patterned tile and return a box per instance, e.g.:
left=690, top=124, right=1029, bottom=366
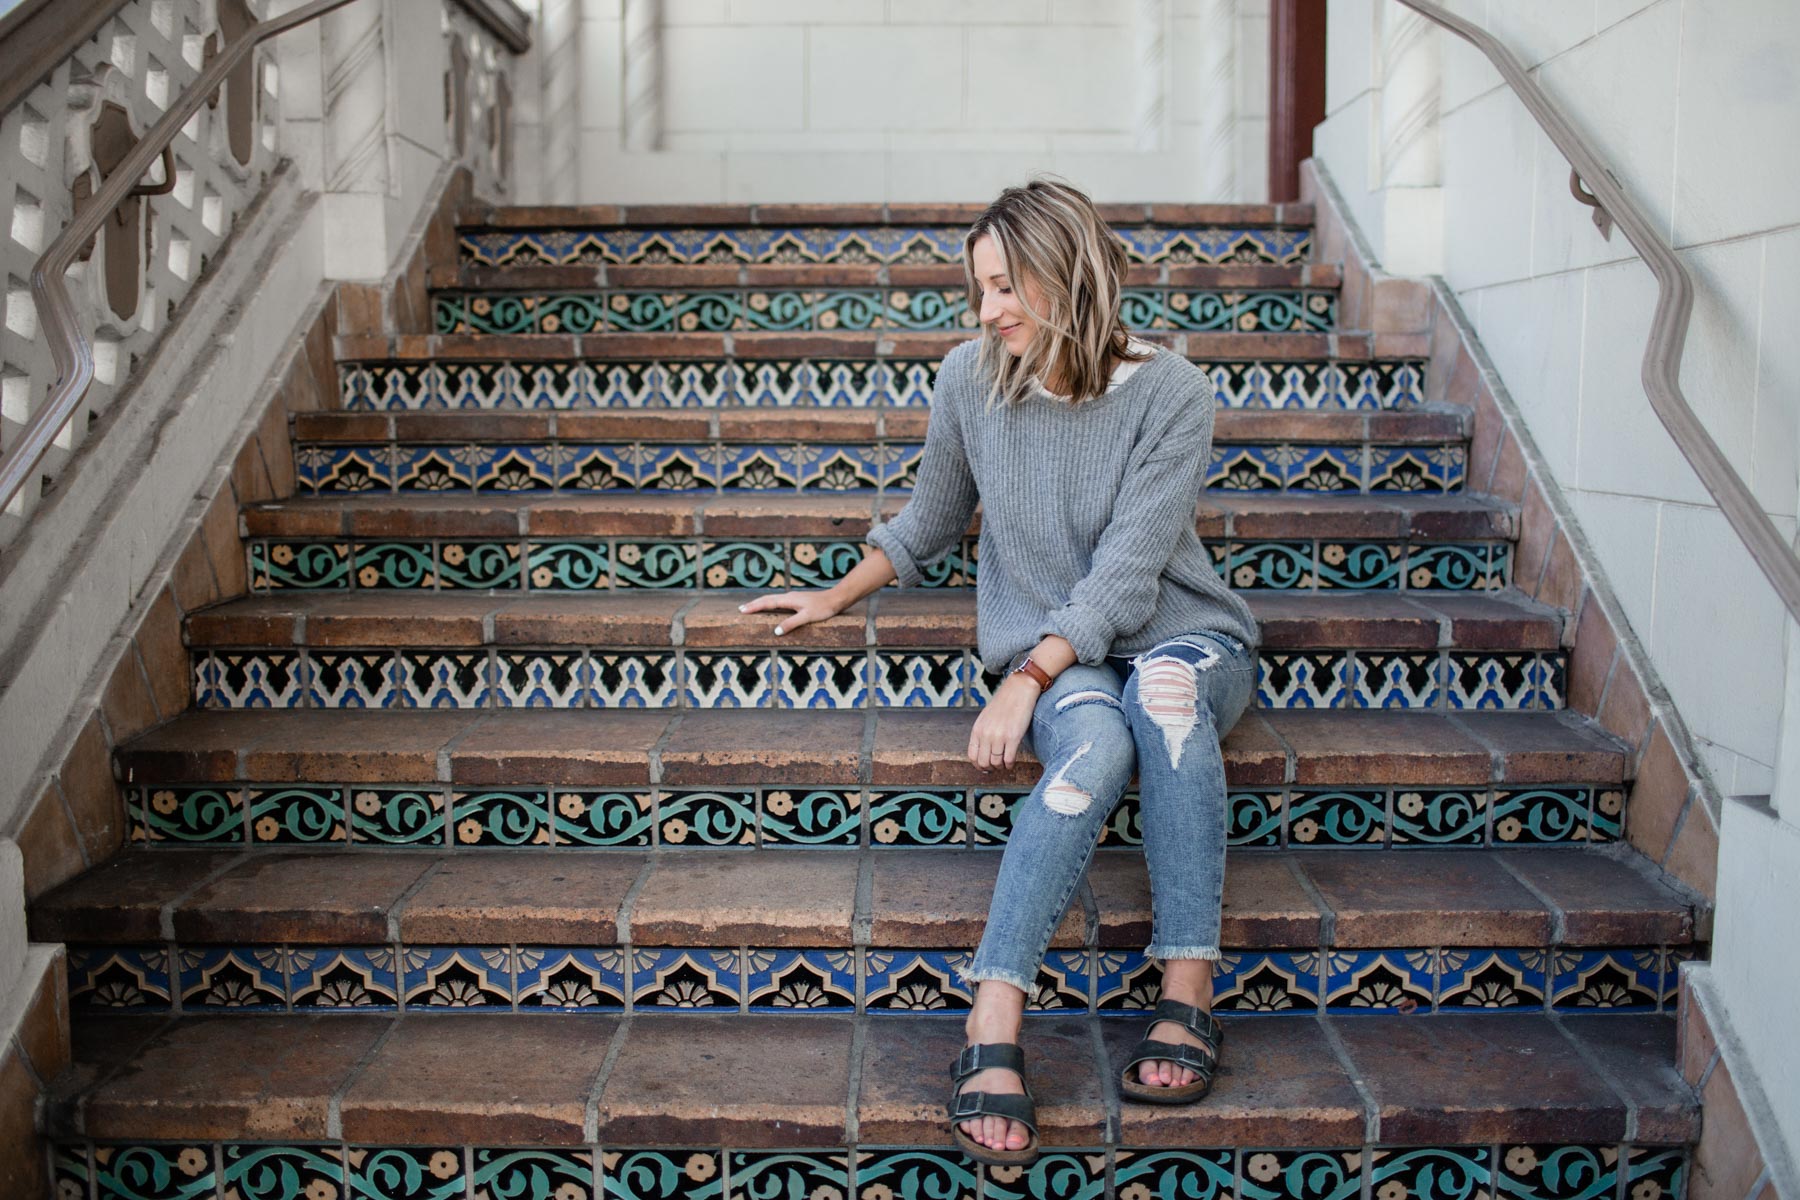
left=69, top=946, right=172, bottom=1012
left=1323, top=949, right=1435, bottom=1012
left=397, top=651, right=493, bottom=707
left=1449, top=653, right=1538, bottom=710
left=1534, top=654, right=1568, bottom=710
left=587, top=652, right=679, bottom=706
left=1094, top=951, right=1161, bottom=1013
left=515, top=948, right=628, bottom=1010
left=681, top=653, right=774, bottom=707
left=775, top=652, right=872, bottom=708
left=1258, top=651, right=1349, bottom=708
left=288, top=947, right=399, bottom=1009
left=299, top=445, right=393, bottom=493
left=1213, top=951, right=1323, bottom=1013
left=743, top=949, right=857, bottom=1011
left=1438, top=949, right=1550, bottom=1011
left=401, top=946, right=514, bottom=1009
left=1551, top=949, right=1662, bottom=1011
left=1351, top=652, right=1446, bottom=709
left=176, top=947, right=287, bottom=1010
left=631, top=948, right=742, bottom=1009
left=1030, top=951, right=1092, bottom=1012
left=307, top=651, right=403, bottom=708
left=494, top=651, right=591, bottom=707
left=876, top=652, right=971, bottom=707
left=204, top=652, right=306, bottom=708
left=864, top=949, right=974, bottom=1011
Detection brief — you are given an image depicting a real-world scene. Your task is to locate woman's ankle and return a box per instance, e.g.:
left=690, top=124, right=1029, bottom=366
left=964, top=981, right=1026, bottom=1044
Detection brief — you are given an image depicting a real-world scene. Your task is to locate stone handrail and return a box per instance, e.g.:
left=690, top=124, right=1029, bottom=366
left=0, top=0, right=530, bottom=526
left=1400, top=0, right=1800, bottom=622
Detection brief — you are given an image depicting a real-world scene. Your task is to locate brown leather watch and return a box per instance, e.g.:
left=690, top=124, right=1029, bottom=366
left=1010, top=657, right=1053, bottom=694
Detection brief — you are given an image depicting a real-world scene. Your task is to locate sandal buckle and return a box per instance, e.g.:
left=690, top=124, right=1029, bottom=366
left=951, top=1090, right=984, bottom=1118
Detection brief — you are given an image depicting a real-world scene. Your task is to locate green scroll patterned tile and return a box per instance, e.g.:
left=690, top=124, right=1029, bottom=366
left=53, top=1144, right=90, bottom=1200
left=552, top=789, right=657, bottom=846
left=1586, top=789, right=1623, bottom=842
left=1240, top=1149, right=1366, bottom=1200
left=1623, top=1147, right=1684, bottom=1200
left=868, top=789, right=967, bottom=846
left=472, top=1147, right=594, bottom=1200
left=1391, top=789, right=1489, bottom=846
left=612, top=541, right=698, bottom=588
left=659, top=790, right=757, bottom=846
left=438, top=541, right=523, bottom=589
left=1491, top=788, right=1593, bottom=845
left=759, top=788, right=863, bottom=847
left=452, top=789, right=552, bottom=847
left=91, top=1144, right=217, bottom=1200
left=982, top=1153, right=1107, bottom=1200
left=350, top=788, right=448, bottom=846
left=1288, top=791, right=1387, bottom=846
left=1498, top=1145, right=1620, bottom=1200
left=131, top=786, right=245, bottom=845
left=253, top=541, right=352, bottom=589
left=1114, top=1149, right=1234, bottom=1200
left=526, top=541, right=612, bottom=590
left=248, top=786, right=348, bottom=845
left=599, top=1149, right=723, bottom=1200
left=1369, top=1147, right=1492, bottom=1200
left=786, top=540, right=865, bottom=586
left=223, top=1144, right=346, bottom=1200
left=1229, top=792, right=1285, bottom=846
left=1408, top=542, right=1507, bottom=591
left=346, top=1146, right=467, bottom=1200
left=352, top=542, right=438, bottom=589
left=701, top=541, right=787, bottom=589
left=729, top=1152, right=850, bottom=1200
left=1095, top=793, right=1144, bottom=846
left=856, top=1149, right=978, bottom=1200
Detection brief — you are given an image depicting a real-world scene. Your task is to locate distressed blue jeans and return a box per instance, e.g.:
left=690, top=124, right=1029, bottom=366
left=962, top=631, right=1257, bottom=993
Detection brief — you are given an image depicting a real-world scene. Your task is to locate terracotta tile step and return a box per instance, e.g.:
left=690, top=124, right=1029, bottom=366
left=185, top=589, right=1562, bottom=653
left=241, top=491, right=1519, bottom=542
left=291, top=406, right=1469, bottom=445
left=114, top=708, right=1629, bottom=790
left=31, top=847, right=1699, bottom=955
left=335, top=329, right=1392, bottom=363
left=454, top=199, right=1318, bottom=228
left=46, top=1009, right=1694, bottom=1150
left=432, top=261, right=1346, bottom=291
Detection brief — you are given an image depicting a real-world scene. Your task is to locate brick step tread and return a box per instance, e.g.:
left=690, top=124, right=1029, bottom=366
left=293, top=406, right=1469, bottom=445
left=117, top=708, right=1627, bottom=789
left=335, top=330, right=1414, bottom=363
left=243, top=491, right=1517, bottom=542
left=433, top=261, right=1345, bottom=291
left=49, top=1009, right=1693, bottom=1149
left=186, top=589, right=1562, bottom=652
left=32, top=846, right=1699, bottom=951
left=455, top=200, right=1318, bottom=228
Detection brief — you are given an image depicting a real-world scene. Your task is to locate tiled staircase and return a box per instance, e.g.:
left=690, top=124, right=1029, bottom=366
left=31, top=202, right=1705, bottom=1200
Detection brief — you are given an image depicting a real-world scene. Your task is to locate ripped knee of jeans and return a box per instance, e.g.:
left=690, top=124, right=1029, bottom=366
left=1053, top=689, right=1123, bottom=714
left=1132, top=645, right=1219, bottom=770
left=1042, top=740, right=1094, bottom=815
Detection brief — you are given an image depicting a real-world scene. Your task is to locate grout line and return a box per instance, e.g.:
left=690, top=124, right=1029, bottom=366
left=326, top=1014, right=402, bottom=1141
left=843, top=1014, right=866, bottom=1146
left=384, top=856, right=448, bottom=945
left=1546, top=1007, right=1642, bottom=1144
left=1494, top=855, right=1568, bottom=946
left=583, top=1012, right=634, bottom=1145
left=1315, top=1013, right=1381, bottom=1144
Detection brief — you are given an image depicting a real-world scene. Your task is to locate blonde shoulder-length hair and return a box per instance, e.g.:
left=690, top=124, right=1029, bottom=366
left=962, top=176, right=1153, bottom=409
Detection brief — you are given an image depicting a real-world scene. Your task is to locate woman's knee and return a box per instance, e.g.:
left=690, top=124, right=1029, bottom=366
left=1034, top=716, right=1133, bottom=818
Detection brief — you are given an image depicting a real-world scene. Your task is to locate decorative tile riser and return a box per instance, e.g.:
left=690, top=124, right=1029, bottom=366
left=125, top=785, right=1622, bottom=849
left=292, top=442, right=1466, bottom=495
left=432, top=288, right=1337, bottom=335
left=341, top=358, right=1427, bottom=411
left=459, top=223, right=1316, bottom=266
left=52, top=1141, right=1685, bottom=1200
left=247, top=539, right=1511, bottom=592
left=189, top=649, right=1567, bottom=712
left=64, top=944, right=1687, bottom=1016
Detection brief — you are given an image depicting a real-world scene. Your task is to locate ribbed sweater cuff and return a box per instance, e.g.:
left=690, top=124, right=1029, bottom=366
left=1039, top=601, right=1115, bottom=666
left=865, top=522, right=923, bottom=589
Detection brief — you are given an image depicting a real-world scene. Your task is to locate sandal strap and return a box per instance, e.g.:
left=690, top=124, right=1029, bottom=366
left=1121, top=1037, right=1219, bottom=1078
left=952, top=1042, right=1027, bottom=1086
left=1151, top=998, right=1224, bottom=1049
left=946, top=1088, right=1039, bottom=1132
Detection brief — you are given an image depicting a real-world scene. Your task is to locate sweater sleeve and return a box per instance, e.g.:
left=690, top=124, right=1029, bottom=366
left=865, top=350, right=980, bottom=589
left=1035, top=374, right=1215, bottom=664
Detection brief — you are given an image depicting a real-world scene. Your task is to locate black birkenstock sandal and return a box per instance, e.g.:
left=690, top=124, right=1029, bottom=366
left=947, top=1042, right=1040, bottom=1166
left=1118, top=997, right=1225, bottom=1104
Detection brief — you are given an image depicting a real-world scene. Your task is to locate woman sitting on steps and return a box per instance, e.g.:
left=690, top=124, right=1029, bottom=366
left=741, top=177, right=1259, bottom=1166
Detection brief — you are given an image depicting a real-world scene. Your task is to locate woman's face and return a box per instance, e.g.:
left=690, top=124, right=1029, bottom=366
left=970, top=233, right=1044, bottom=356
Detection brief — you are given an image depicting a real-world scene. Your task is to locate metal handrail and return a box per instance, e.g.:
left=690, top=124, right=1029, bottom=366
left=1399, top=0, right=1800, bottom=622
left=0, top=0, right=365, bottom=521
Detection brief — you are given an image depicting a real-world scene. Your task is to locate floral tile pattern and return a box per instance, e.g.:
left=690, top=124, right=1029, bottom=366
left=1498, top=1145, right=1621, bottom=1200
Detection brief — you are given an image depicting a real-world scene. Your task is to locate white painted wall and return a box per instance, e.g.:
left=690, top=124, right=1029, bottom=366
left=1316, top=0, right=1800, bottom=1166
left=518, top=0, right=1271, bottom=203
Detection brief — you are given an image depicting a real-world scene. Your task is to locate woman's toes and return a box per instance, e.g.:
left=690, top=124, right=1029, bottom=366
left=1007, top=1120, right=1028, bottom=1149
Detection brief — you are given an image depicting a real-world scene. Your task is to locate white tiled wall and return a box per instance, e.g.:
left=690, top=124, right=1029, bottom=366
left=547, top=0, right=1271, bottom=202
left=1318, top=0, right=1800, bottom=1166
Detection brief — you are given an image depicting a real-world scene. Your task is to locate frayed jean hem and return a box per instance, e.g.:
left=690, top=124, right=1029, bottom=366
left=1146, top=944, right=1223, bottom=961
left=959, top=965, right=1037, bottom=994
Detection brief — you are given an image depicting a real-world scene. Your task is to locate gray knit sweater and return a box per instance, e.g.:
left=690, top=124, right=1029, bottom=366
left=867, top=338, right=1259, bottom=671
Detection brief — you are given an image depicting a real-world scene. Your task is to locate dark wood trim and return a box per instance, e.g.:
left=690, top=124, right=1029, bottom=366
left=1267, top=0, right=1327, bottom=202
left=0, top=0, right=131, bottom=117
left=453, top=0, right=532, bottom=53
